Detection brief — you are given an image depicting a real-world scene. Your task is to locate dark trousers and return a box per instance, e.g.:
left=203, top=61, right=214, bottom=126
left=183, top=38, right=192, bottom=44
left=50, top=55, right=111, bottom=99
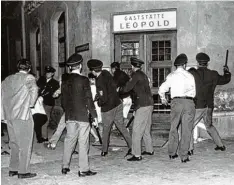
left=33, top=114, right=48, bottom=141
left=101, top=103, right=132, bottom=152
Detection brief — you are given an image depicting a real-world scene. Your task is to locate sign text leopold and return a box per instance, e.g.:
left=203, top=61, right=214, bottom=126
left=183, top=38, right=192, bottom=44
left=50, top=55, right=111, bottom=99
left=113, top=10, right=176, bottom=32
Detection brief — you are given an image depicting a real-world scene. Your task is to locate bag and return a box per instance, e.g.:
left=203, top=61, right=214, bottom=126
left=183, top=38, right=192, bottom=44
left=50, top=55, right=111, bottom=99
left=31, top=96, right=46, bottom=115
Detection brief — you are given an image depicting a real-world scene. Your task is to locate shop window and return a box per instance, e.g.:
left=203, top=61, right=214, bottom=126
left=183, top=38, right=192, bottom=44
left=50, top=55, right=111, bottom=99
left=58, top=12, right=66, bottom=65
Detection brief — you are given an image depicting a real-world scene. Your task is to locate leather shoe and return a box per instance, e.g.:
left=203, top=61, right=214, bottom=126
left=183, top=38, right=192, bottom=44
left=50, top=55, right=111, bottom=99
left=181, top=158, right=190, bottom=163
left=188, top=150, right=194, bottom=156
left=37, top=137, right=48, bottom=143
left=78, top=170, right=97, bottom=177
left=9, top=171, right=18, bottom=177
left=141, top=151, right=154, bottom=155
left=214, top=145, right=226, bottom=151
left=169, top=154, right=178, bottom=159
left=125, top=149, right=132, bottom=157
left=61, top=168, right=70, bottom=174
left=127, top=156, right=142, bottom=161
left=18, top=173, right=37, bottom=179
left=101, top=152, right=108, bottom=156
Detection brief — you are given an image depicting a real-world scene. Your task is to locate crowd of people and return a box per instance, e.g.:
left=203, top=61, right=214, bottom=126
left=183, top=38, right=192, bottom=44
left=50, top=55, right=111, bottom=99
left=1, top=51, right=231, bottom=179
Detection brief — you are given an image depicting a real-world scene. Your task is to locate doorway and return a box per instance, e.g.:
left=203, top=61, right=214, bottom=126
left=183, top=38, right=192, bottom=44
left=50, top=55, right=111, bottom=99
left=114, top=31, right=177, bottom=121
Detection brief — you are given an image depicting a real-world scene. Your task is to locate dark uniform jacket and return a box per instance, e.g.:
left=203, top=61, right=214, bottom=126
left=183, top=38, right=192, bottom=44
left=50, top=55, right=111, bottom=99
left=189, top=67, right=231, bottom=109
left=37, top=76, right=59, bottom=106
left=113, top=69, right=131, bottom=99
left=120, top=69, right=154, bottom=110
left=96, top=70, right=121, bottom=112
left=61, top=73, right=97, bottom=122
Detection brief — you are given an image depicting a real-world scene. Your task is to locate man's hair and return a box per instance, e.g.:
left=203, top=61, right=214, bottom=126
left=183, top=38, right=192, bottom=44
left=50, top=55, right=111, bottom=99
left=17, top=59, right=32, bottom=71
left=110, top=62, right=120, bottom=69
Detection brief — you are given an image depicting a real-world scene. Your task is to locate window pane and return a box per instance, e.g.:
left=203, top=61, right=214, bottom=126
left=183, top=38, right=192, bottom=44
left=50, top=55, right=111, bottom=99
left=121, top=41, right=139, bottom=63
left=151, top=40, right=171, bottom=62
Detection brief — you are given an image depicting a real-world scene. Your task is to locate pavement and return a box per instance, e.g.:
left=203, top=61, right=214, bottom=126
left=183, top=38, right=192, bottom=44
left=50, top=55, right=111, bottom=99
left=1, top=128, right=234, bottom=185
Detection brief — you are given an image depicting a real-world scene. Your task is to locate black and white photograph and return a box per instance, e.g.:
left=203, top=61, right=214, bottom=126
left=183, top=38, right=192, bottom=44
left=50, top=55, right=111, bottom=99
left=1, top=0, right=234, bottom=185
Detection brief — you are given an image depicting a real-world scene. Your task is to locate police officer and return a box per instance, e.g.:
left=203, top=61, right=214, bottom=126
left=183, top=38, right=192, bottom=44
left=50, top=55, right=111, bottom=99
left=61, top=53, right=97, bottom=177
left=188, top=52, right=231, bottom=154
left=37, top=66, right=60, bottom=140
left=110, top=62, right=132, bottom=125
left=159, top=54, right=196, bottom=163
left=120, top=57, right=154, bottom=161
left=87, top=59, right=132, bottom=157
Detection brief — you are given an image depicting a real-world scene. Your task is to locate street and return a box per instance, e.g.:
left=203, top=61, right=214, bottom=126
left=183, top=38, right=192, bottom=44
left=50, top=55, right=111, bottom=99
left=1, top=130, right=234, bottom=185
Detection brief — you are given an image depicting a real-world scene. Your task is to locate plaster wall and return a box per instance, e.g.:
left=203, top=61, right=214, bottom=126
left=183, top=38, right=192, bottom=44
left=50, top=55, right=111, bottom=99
left=25, top=1, right=92, bottom=79
left=91, top=1, right=234, bottom=91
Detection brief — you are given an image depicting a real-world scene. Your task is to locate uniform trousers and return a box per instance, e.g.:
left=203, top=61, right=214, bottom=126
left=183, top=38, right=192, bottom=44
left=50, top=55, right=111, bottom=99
left=189, top=107, right=223, bottom=151
left=7, top=118, right=34, bottom=173
left=101, top=103, right=132, bottom=152
left=169, top=99, right=195, bottom=160
left=49, top=113, right=66, bottom=146
left=62, top=120, right=90, bottom=172
left=132, top=105, right=154, bottom=156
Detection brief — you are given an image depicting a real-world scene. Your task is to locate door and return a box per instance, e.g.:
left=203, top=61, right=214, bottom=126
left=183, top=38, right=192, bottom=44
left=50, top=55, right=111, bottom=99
left=146, top=32, right=177, bottom=121
left=114, top=32, right=177, bottom=120
left=114, top=33, right=145, bottom=75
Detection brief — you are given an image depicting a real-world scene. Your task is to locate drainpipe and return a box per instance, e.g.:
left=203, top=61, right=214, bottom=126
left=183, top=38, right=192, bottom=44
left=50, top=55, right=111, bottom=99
left=21, top=0, right=26, bottom=58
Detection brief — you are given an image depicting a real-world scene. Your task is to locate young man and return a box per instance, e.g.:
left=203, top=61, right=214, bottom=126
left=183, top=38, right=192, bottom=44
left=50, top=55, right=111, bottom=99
left=110, top=62, right=132, bottom=126
left=61, top=53, right=97, bottom=177
left=188, top=52, right=231, bottom=154
left=120, top=57, right=154, bottom=161
left=1, top=59, right=38, bottom=178
left=87, top=59, right=132, bottom=157
left=159, top=54, right=196, bottom=163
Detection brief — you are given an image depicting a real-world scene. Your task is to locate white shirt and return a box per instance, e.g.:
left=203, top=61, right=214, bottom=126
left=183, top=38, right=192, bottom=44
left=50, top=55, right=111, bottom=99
left=158, top=67, right=196, bottom=100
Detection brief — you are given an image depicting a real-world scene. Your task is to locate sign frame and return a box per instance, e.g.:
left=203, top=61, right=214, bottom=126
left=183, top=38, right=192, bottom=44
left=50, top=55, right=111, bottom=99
left=75, top=43, right=90, bottom=53
left=112, top=8, right=177, bottom=33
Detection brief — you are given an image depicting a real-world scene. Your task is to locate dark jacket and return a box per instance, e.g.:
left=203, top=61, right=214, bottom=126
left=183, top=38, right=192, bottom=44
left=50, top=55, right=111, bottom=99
left=120, top=69, right=154, bottom=110
left=96, top=70, right=121, bottom=112
left=37, top=76, right=59, bottom=106
left=189, top=67, right=231, bottom=109
left=61, top=73, right=97, bottom=122
left=113, top=69, right=131, bottom=99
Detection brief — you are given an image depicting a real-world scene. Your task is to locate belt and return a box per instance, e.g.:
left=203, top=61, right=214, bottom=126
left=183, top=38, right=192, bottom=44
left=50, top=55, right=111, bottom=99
left=173, top=96, right=194, bottom=100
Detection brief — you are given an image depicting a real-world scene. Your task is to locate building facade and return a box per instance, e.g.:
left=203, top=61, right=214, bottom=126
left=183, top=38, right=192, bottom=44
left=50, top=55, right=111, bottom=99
left=2, top=1, right=234, bottom=137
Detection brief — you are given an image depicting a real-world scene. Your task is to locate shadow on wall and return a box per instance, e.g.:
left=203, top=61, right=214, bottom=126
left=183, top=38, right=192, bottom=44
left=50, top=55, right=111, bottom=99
left=214, top=88, right=234, bottom=112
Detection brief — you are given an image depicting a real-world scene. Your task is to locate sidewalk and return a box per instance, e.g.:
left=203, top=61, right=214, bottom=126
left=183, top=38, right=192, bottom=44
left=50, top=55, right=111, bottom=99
left=1, top=129, right=234, bottom=185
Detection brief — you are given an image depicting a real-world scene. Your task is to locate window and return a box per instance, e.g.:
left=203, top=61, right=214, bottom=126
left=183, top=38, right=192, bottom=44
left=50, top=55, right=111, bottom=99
left=151, top=39, right=173, bottom=114
left=36, top=28, right=41, bottom=77
left=121, top=42, right=139, bottom=63
left=58, top=12, right=66, bottom=66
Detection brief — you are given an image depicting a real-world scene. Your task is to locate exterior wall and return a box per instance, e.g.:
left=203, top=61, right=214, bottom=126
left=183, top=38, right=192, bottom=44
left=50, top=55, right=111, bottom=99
left=91, top=0, right=234, bottom=90
left=25, top=1, right=92, bottom=80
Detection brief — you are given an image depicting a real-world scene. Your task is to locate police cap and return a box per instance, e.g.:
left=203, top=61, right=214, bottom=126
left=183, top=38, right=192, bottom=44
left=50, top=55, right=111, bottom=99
left=130, top=57, right=144, bottom=67
left=174, top=53, right=188, bottom=66
left=196, top=52, right=210, bottom=64
left=110, top=62, right=120, bottom=69
left=66, top=53, right=83, bottom=67
left=45, top=65, right=56, bottom=73
left=87, top=59, right=103, bottom=71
